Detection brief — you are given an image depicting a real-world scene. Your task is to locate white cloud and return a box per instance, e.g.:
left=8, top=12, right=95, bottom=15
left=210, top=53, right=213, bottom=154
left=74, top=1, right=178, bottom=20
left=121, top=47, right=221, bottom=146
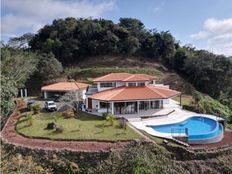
left=204, top=18, right=232, bottom=34
left=190, top=18, right=232, bottom=56
left=153, top=1, right=165, bottom=13
left=190, top=31, right=210, bottom=40
left=1, top=0, right=115, bottom=38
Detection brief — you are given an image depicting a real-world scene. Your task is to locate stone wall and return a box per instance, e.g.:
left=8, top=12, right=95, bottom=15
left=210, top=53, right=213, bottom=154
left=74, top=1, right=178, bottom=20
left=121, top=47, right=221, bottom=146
left=2, top=141, right=111, bottom=172
left=163, top=142, right=232, bottom=161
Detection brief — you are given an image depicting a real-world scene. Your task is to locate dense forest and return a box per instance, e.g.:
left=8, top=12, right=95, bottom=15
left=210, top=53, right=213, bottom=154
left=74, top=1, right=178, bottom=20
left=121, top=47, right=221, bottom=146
left=1, top=17, right=232, bottom=122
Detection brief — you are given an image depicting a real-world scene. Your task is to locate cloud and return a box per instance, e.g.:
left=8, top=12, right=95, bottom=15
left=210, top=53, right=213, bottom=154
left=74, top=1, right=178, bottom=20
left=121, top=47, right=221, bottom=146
left=190, top=31, right=210, bottom=40
left=153, top=1, right=165, bottom=13
left=204, top=18, right=232, bottom=34
left=190, top=18, right=232, bottom=56
left=1, top=0, right=115, bottom=39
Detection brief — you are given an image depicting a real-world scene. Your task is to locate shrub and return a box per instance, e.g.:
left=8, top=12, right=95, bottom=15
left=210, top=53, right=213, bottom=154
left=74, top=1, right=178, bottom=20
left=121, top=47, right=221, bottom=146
left=102, top=113, right=108, bottom=119
left=106, top=113, right=115, bottom=126
left=62, top=109, right=75, bottom=119
left=182, top=105, right=197, bottom=112
left=26, top=114, right=33, bottom=126
left=55, top=126, right=64, bottom=133
left=118, top=118, right=127, bottom=128
left=17, top=99, right=25, bottom=108
left=31, top=104, right=41, bottom=114
left=46, top=122, right=57, bottom=130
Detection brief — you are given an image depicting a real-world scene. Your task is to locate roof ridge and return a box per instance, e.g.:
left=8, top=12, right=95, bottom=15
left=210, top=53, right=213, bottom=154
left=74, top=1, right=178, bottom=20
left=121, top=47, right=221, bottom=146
left=122, top=74, right=135, bottom=81
left=148, top=86, right=167, bottom=98
left=73, top=81, right=80, bottom=89
left=93, top=73, right=115, bottom=81
left=107, top=87, right=125, bottom=100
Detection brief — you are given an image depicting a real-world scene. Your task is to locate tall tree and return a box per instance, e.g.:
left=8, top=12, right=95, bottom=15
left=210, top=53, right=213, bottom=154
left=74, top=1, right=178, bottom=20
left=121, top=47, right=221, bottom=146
left=8, top=33, right=34, bottom=49
left=1, top=47, right=38, bottom=117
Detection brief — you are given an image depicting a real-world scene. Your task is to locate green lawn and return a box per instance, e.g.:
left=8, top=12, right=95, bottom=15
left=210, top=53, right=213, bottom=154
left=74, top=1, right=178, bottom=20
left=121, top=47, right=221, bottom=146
left=172, top=95, right=193, bottom=106
left=16, top=111, right=141, bottom=142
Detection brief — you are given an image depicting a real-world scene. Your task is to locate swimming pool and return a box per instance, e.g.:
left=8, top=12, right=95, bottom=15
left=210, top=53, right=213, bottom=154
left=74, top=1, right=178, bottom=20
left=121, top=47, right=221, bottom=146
left=148, top=116, right=224, bottom=144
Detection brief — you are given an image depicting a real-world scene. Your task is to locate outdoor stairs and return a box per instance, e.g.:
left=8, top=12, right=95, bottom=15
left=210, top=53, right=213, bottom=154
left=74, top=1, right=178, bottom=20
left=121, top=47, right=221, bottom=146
left=172, top=138, right=190, bottom=147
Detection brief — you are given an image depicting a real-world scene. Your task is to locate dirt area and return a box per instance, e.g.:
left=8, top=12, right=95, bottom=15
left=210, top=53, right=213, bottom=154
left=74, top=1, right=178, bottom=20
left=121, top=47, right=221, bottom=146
left=191, top=130, right=232, bottom=150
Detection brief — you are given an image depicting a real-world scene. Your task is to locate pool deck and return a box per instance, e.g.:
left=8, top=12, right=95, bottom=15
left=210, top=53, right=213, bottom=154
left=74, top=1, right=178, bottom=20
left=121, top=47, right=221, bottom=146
left=127, top=100, right=223, bottom=139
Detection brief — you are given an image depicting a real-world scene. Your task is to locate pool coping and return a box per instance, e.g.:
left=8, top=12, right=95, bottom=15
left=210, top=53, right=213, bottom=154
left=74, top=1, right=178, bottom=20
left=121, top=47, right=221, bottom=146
left=129, top=109, right=224, bottom=141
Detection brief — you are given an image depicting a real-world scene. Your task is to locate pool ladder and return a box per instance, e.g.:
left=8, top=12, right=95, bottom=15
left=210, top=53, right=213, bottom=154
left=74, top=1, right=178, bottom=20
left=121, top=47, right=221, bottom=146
left=171, top=128, right=189, bottom=144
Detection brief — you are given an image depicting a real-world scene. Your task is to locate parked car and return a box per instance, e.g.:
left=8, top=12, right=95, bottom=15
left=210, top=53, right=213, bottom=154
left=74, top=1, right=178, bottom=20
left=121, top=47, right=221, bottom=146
left=45, top=101, right=57, bottom=112
left=27, top=100, right=35, bottom=111
left=54, top=94, right=61, bottom=102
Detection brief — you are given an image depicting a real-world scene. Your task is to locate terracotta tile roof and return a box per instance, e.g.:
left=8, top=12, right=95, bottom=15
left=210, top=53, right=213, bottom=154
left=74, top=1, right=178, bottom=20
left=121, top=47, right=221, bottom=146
left=41, top=82, right=89, bottom=91
left=93, top=73, right=157, bottom=82
left=90, top=85, right=180, bottom=101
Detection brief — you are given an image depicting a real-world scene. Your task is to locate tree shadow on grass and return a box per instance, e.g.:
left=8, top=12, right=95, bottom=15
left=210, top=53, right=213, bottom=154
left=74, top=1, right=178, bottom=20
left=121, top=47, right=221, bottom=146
left=114, top=124, right=124, bottom=129
left=95, top=123, right=107, bottom=134
left=115, top=132, right=127, bottom=136
left=69, top=129, right=81, bottom=133
left=17, top=124, right=31, bottom=130
left=46, top=130, right=62, bottom=136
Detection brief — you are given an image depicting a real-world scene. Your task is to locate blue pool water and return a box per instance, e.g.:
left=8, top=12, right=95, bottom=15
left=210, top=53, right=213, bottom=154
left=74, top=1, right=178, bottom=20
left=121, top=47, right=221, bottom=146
left=148, top=116, right=223, bottom=141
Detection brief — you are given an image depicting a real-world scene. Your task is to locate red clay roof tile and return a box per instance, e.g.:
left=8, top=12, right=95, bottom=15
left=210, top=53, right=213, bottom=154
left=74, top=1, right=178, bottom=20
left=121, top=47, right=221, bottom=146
left=93, top=73, right=157, bottom=82
left=90, top=85, right=180, bottom=101
left=41, top=82, right=89, bottom=91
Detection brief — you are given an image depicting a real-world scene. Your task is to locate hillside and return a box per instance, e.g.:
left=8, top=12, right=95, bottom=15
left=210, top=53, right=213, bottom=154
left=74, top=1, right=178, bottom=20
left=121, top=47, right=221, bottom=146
left=75, top=55, right=195, bottom=94
left=32, top=55, right=195, bottom=96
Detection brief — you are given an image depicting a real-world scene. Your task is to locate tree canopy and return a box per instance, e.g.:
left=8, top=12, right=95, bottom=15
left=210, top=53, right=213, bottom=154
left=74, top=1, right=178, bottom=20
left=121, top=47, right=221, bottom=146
left=29, top=17, right=175, bottom=65
left=1, top=47, right=38, bottom=116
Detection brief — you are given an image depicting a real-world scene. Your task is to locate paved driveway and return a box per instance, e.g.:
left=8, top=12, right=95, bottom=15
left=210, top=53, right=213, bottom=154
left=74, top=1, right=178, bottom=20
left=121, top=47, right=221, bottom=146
left=25, top=98, right=71, bottom=112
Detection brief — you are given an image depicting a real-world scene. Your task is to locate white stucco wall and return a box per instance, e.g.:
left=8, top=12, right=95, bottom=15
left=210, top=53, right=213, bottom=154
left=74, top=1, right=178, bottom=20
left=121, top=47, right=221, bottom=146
left=97, top=82, right=125, bottom=91
left=163, top=99, right=170, bottom=104
left=81, top=89, right=86, bottom=99
left=92, top=100, right=99, bottom=110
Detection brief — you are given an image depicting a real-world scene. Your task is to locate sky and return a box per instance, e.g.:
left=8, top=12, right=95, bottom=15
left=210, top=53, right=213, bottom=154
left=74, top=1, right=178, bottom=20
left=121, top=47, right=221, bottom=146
left=1, top=0, right=232, bottom=56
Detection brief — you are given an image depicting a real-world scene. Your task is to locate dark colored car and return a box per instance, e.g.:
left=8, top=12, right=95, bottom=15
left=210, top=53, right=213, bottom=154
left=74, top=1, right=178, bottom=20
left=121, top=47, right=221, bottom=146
left=27, top=100, right=35, bottom=111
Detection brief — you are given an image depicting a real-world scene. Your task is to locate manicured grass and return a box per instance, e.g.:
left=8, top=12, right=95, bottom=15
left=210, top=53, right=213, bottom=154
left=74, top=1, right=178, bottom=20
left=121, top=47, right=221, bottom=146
left=172, top=95, right=193, bottom=106
left=16, top=111, right=141, bottom=141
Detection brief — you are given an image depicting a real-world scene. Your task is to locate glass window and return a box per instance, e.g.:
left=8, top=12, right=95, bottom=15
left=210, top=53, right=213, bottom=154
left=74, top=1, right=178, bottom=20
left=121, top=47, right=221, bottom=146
left=100, top=102, right=109, bottom=108
left=137, top=82, right=145, bottom=86
left=150, top=100, right=160, bottom=109
left=100, top=82, right=116, bottom=88
left=128, top=82, right=136, bottom=86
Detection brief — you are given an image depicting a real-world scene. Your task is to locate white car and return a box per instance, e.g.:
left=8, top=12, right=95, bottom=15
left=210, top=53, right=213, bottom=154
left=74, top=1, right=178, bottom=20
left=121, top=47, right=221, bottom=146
left=45, top=101, right=57, bottom=111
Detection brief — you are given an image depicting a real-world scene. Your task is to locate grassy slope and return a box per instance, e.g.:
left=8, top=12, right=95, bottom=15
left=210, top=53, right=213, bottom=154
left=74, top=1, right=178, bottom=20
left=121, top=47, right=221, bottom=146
left=63, top=55, right=195, bottom=94
left=173, top=95, right=193, bottom=106
left=16, top=111, right=141, bottom=141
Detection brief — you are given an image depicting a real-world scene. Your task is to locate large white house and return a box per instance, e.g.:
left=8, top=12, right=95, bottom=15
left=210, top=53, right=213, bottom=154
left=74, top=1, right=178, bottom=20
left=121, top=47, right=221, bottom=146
left=85, top=73, right=181, bottom=116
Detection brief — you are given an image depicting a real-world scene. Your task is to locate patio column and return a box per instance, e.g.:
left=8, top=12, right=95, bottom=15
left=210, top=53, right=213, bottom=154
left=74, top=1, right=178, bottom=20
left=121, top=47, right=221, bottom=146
left=179, top=94, right=182, bottom=106
left=44, top=91, right=47, bottom=99
left=137, top=101, right=139, bottom=114
left=20, top=89, right=23, bottom=97
left=24, top=89, right=28, bottom=97
left=111, top=102, right=114, bottom=115
left=107, top=102, right=109, bottom=113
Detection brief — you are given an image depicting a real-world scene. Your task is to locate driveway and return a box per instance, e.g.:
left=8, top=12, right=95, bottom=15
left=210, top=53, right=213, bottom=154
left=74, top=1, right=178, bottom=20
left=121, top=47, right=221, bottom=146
left=25, top=97, right=72, bottom=112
